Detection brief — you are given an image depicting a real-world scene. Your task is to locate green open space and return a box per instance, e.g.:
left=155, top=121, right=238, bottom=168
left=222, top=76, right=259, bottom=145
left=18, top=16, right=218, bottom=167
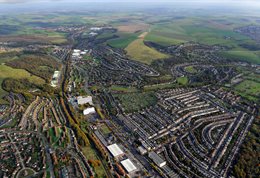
left=145, top=18, right=250, bottom=47
left=126, top=38, right=170, bottom=64
left=143, top=82, right=177, bottom=91
left=0, top=64, right=45, bottom=104
left=81, top=146, right=107, bottom=178
left=107, top=32, right=140, bottom=48
left=221, top=49, right=260, bottom=64
left=184, top=66, right=198, bottom=73
left=234, top=79, right=260, bottom=101
left=99, top=124, right=111, bottom=136
left=114, top=91, right=157, bottom=113
left=177, top=76, right=189, bottom=85
left=109, top=85, right=138, bottom=93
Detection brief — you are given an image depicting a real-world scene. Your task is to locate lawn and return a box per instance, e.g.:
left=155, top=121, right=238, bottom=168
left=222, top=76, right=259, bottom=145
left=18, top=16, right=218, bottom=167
left=184, top=66, right=198, bottom=73
left=125, top=33, right=169, bottom=64
left=177, top=76, right=189, bottom=85
left=99, top=124, right=111, bottom=136
left=0, top=64, right=45, bottom=104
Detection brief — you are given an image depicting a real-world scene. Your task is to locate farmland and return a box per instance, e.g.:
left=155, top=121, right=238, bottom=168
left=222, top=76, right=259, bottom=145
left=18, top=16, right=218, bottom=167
left=126, top=32, right=170, bottom=64
left=107, top=32, right=140, bottom=48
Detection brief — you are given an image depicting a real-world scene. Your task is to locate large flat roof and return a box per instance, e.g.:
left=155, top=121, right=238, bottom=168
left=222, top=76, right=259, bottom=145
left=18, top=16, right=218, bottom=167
left=121, top=159, right=137, bottom=173
left=107, top=144, right=124, bottom=157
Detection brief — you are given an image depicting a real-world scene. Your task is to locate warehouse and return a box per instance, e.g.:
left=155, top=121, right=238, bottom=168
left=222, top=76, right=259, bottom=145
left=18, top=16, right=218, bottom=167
left=148, top=151, right=166, bottom=167
left=83, top=107, right=96, bottom=115
left=107, top=144, right=124, bottom=158
left=121, top=159, right=137, bottom=174
left=77, top=96, right=93, bottom=105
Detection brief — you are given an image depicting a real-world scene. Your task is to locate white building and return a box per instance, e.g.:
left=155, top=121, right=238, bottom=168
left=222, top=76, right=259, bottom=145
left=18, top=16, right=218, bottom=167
left=77, top=96, right=93, bottom=105
left=73, top=49, right=81, bottom=53
left=107, top=144, right=124, bottom=158
left=51, top=71, right=61, bottom=87
left=121, top=159, right=137, bottom=174
left=83, top=107, right=96, bottom=115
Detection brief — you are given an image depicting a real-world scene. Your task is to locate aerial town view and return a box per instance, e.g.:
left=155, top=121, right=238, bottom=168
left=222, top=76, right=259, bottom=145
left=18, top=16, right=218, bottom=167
left=0, top=0, right=259, bottom=178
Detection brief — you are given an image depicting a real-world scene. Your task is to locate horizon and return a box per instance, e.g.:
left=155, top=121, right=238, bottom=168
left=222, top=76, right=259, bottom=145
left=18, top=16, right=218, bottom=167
left=1, top=0, right=260, bottom=15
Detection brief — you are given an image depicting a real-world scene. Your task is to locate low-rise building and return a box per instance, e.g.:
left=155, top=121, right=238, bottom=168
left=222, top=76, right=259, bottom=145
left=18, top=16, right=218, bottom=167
left=107, top=143, right=124, bottom=158
left=121, top=159, right=137, bottom=174
left=83, top=107, right=96, bottom=115
left=148, top=151, right=166, bottom=167
left=77, top=96, right=93, bottom=105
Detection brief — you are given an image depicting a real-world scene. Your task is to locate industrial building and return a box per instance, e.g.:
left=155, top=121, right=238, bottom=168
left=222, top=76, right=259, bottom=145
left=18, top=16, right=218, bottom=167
left=83, top=107, right=96, bottom=115
left=121, top=159, right=137, bottom=174
left=148, top=151, right=166, bottom=167
left=77, top=96, right=93, bottom=105
left=107, top=144, right=124, bottom=158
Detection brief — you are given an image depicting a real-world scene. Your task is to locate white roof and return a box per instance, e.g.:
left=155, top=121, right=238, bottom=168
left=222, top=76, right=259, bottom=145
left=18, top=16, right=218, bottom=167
left=121, top=159, right=137, bottom=173
left=72, top=52, right=80, bottom=56
left=77, top=96, right=93, bottom=105
left=107, top=144, right=124, bottom=157
left=53, top=71, right=60, bottom=78
left=83, top=107, right=95, bottom=115
left=73, top=49, right=81, bottom=52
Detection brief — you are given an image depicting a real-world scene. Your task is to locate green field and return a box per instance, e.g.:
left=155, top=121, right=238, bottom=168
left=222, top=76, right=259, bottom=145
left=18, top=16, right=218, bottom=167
left=126, top=38, right=170, bottom=64
left=0, top=64, right=45, bottom=104
left=109, top=85, right=138, bottom=93
left=145, top=18, right=250, bottom=46
left=82, top=146, right=107, bottom=178
left=143, top=82, right=177, bottom=91
left=184, top=66, right=198, bottom=73
left=221, top=49, right=260, bottom=64
left=234, top=80, right=260, bottom=101
left=144, top=18, right=260, bottom=64
left=114, top=92, right=157, bottom=113
left=107, top=32, right=140, bottom=48
left=177, top=76, right=189, bottom=85
left=99, top=124, right=111, bottom=136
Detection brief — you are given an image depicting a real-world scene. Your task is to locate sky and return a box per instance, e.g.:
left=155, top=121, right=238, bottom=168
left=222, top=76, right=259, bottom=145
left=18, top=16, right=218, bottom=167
left=0, top=0, right=259, bottom=3
left=1, top=0, right=260, bottom=14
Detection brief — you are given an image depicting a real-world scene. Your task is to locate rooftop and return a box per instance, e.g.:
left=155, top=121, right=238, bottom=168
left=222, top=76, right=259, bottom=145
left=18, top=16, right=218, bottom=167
left=107, top=144, right=124, bottom=157
left=121, top=159, right=137, bottom=173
